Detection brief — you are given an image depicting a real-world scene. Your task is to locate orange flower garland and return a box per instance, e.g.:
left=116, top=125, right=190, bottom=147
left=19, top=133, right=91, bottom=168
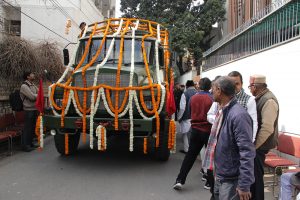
left=143, top=138, right=147, bottom=154
left=65, top=134, right=69, bottom=155
left=114, top=20, right=130, bottom=130
left=35, top=114, right=41, bottom=144
left=100, top=126, right=105, bottom=151
left=168, top=120, right=176, bottom=150
left=48, top=18, right=172, bottom=152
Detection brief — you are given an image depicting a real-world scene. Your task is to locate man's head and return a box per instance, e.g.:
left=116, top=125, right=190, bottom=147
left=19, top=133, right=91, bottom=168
left=228, top=71, right=243, bottom=94
left=212, top=76, right=235, bottom=103
left=175, top=83, right=181, bottom=90
left=248, top=74, right=267, bottom=96
left=23, top=71, right=35, bottom=82
left=185, top=80, right=194, bottom=88
left=199, top=77, right=211, bottom=92
left=79, top=22, right=86, bottom=31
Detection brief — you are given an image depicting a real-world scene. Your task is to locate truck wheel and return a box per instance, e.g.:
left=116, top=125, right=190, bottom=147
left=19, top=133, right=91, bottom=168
left=154, top=131, right=170, bottom=161
left=54, top=131, right=80, bottom=155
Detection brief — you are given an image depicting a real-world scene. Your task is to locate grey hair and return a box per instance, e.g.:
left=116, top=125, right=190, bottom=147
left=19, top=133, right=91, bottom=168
left=214, top=76, right=235, bottom=97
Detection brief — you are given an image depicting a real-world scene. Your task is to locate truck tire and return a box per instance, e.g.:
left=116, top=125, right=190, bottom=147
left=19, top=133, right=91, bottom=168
left=154, top=130, right=170, bottom=161
left=54, top=131, right=80, bottom=155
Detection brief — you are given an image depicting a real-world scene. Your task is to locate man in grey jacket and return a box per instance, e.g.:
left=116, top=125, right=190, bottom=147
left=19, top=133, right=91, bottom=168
left=20, top=71, right=38, bottom=152
left=212, top=76, right=255, bottom=200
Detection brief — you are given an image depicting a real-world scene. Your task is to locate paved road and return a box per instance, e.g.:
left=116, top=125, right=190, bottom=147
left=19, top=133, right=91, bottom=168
left=0, top=136, right=274, bottom=200
left=0, top=135, right=212, bottom=200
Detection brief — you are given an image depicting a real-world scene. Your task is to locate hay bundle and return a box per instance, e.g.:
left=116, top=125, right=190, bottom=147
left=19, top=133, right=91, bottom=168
left=0, top=36, right=64, bottom=91
left=35, top=41, right=64, bottom=82
left=0, top=36, right=40, bottom=82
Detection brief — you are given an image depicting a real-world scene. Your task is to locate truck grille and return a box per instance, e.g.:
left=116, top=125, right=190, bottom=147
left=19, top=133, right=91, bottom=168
left=73, top=72, right=136, bottom=110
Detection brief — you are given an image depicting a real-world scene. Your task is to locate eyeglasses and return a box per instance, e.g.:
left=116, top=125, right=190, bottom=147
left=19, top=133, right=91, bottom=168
left=248, top=84, right=255, bottom=89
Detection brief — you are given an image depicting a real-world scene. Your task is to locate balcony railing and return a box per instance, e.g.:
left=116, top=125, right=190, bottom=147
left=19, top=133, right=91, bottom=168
left=203, top=0, right=300, bottom=71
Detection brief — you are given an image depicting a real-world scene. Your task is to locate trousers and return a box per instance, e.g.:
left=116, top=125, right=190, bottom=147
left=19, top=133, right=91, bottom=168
left=177, top=128, right=209, bottom=184
left=214, top=179, right=239, bottom=200
left=250, top=149, right=268, bottom=200
left=22, top=110, right=38, bottom=147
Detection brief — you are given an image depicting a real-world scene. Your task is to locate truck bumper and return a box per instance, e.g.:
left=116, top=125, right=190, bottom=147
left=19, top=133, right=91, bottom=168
left=43, top=115, right=169, bottom=135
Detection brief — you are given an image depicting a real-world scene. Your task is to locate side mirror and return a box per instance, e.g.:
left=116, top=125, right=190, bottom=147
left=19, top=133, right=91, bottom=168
left=159, top=48, right=164, bottom=67
left=63, top=48, right=70, bottom=66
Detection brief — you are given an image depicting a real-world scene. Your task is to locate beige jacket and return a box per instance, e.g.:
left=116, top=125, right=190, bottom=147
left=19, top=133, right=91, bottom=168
left=20, top=80, right=38, bottom=111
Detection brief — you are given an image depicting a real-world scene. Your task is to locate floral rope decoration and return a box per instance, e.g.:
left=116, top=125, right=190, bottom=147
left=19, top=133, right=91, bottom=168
left=35, top=114, right=44, bottom=149
left=141, top=20, right=160, bottom=147
left=89, top=19, right=124, bottom=148
left=96, top=125, right=107, bottom=151
left=114, top=20, right=131, bottom=131
left=48, top=18, right=170, bottom=152
left=143, top=138, right=147, bottom=154
left=168, top=119, right=176, bottom=150
left=65, top=134, right=69, bottom=155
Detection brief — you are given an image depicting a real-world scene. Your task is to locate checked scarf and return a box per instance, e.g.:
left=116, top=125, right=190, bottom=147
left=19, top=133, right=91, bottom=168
left=236, top=89, right=250, bottom=110
left=202, top=106, right=223, bottom=171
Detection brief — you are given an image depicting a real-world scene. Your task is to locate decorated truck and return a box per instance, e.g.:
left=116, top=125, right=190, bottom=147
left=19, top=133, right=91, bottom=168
left=39, top=18, right=176, bottom=161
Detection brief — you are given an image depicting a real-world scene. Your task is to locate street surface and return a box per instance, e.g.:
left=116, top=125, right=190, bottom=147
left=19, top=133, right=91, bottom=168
left=0, top=136, right=273, bottom=200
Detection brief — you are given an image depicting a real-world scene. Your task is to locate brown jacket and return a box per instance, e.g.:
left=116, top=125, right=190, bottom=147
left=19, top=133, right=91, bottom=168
left=255, top=89, right=279, bottom=150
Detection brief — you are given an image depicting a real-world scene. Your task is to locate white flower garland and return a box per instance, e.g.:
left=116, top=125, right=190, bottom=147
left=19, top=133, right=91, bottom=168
left=128, top=20, right=139, bottom=151
left=48, top=19, right=169, bottom=152
left=132, top=85, right=166, bottom=120
left=89, top=19, right=124, bottom=149
left=155, top=24, right=161, bottom=84
left=39, top=115, right=44, bottom=148
left=96, top=125, right=107, bottom=151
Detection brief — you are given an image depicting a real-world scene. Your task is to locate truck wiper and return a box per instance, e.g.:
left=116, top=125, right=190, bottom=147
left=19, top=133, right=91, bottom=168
left=95, top=59, right=119, bottom=64
left=123, top=62, right=145, bottom=66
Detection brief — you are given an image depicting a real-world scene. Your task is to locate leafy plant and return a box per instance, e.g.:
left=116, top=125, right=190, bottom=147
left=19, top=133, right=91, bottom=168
left=121, top=0, right=226, bottom=74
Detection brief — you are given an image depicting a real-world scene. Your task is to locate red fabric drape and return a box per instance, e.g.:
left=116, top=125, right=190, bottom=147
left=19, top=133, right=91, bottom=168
left=166, top=81, right=176, bottom=117
left=35, top=79, right=44, bottom=113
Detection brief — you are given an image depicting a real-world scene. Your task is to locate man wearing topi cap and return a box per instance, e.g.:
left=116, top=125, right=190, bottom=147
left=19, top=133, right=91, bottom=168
left=248, top=74, right=279, bottom=200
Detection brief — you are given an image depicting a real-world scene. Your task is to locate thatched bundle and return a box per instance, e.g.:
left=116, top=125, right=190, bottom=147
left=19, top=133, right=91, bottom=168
left=0, top=36, right=64, bottom=91
left=0, top=36, right=40, bottom=82
left=35, top=41, right=64, bottom=82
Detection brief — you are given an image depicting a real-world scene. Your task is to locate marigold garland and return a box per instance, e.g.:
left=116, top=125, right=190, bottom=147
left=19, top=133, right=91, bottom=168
left=35, top=114, right=44, bottom=149
left=47, top=18, right=172, bottom=152
left=143, top=138, right=147, bottom=154
left=65, top=134, right=69, bottom=155
left=168, top=119, right=176, bottom=150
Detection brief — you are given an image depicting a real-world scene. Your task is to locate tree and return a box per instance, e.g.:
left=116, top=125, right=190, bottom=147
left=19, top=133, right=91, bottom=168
left=120, top=0, right=226, bottom=74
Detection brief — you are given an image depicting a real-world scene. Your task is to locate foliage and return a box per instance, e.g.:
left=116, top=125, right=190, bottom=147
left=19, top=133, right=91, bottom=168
left=121, top=0, right=226, bottom=73
left=0, top=36, right=64, bottom=91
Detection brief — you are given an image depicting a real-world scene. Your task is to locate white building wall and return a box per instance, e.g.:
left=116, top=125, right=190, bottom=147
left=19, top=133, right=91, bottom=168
left=12, top=0, right=103, bottom=48
left=202, top=38, right=300, bottom=134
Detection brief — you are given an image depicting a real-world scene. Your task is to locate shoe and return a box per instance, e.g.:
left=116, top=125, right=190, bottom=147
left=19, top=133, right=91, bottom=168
left=173, top=180, right=183, bottom=190
left=204, top=181, right=211, bottom=190
left=202, top=173, right=208, bottom=181
left=179, top=150, right=187, bottom=154
left=22, top=146, right=34, bottom=152
left=200, top=168, right=205, bottom=175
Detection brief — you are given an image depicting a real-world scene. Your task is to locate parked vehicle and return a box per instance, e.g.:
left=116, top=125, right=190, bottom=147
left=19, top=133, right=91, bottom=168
left=43, top=18, right=176, bottom=161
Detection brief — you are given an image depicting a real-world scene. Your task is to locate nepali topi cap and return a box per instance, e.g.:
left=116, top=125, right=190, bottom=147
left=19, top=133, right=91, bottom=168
left=250, top=74, right=266, bottom=84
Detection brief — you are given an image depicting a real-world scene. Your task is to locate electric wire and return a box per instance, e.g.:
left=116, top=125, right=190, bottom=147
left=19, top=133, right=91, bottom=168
left=2, top=0, right=73, bottom=43
left=48, top=0, right=80, bottom=28
left=65, top=0, right=95, bottom=23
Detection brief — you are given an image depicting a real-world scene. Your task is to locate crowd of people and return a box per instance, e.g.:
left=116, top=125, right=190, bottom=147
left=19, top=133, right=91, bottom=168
left=171, top=71, right=295, bottom=200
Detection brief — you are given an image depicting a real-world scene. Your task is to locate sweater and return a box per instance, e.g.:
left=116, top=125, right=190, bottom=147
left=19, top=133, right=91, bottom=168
left=189, top=91, right=213, bottom=133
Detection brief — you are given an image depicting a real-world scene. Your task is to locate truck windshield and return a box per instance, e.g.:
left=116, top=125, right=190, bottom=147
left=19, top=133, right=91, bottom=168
left=75, top=38, right=154, bottom=67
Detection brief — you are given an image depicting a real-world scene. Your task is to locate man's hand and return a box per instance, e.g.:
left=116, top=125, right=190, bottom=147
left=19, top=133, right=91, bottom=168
left=236, top=188, right=251, bottom=200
